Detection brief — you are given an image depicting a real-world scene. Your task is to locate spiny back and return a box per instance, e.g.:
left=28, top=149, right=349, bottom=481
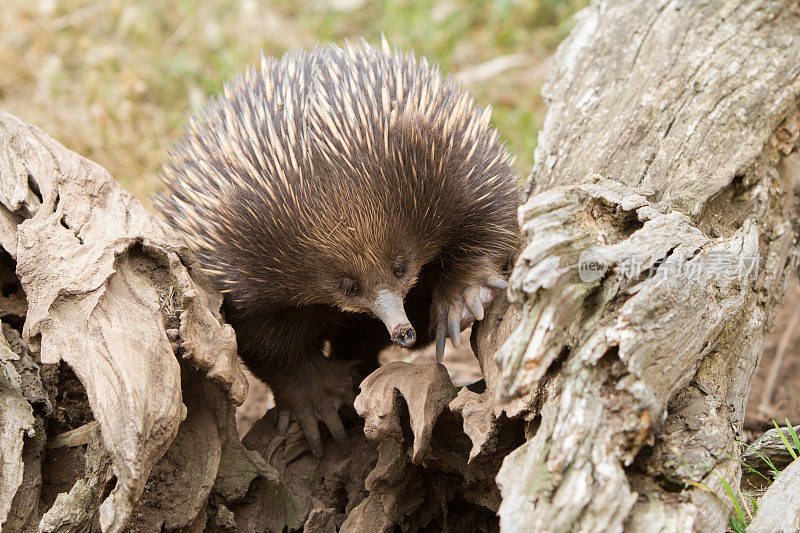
left=155, top=39, right=519, bottom=305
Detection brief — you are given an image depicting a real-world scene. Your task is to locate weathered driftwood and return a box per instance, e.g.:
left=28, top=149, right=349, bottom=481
left=1, top=324, right=43, bottom=533
left=740, top=424, right=800, bottom=511
left=743, top=424, right=800, bottom=475
left=748, top=457, right=800, bottom=533
left=494, top=0, right=800, bottom=531
left=0, top=110, right=256, bottom=532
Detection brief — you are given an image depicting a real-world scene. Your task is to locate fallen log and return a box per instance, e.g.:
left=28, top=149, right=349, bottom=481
left=0, top=110, right=257, bottom=532
left=495, top=1, right=800, bottom=530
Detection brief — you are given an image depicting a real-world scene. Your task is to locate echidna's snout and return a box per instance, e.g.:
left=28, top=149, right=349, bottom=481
left=392, top=324, right=416, bottom=348
left=372, top=289, right=416, bottom=348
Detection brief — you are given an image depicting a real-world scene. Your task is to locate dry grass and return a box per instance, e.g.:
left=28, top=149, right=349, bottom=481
left=0, top=0, right=586, bottom=202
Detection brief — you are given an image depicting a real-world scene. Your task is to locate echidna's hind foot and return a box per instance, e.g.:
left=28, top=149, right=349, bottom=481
left=432, top=275, right=508, bottom=362
left=277, top=397, right=346, bottom=457
left=273, top=361, right=355, bottom=457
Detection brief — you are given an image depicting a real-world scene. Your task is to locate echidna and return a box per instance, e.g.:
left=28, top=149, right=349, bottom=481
left=155, top=40, right=519, bottom=455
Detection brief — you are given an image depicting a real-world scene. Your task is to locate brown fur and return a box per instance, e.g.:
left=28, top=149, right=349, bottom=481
left=155, top=40, right=519, bottom=415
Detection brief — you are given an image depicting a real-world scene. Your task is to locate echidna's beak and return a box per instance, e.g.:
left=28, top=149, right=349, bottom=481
left=372, top=289, right=416, bottom=348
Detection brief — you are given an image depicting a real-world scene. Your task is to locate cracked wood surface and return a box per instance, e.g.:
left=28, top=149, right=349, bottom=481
left=748, top=457, right=800, bottom=533
left=496, top=1, right=800, bottom=531
left=0, top=110, right=249, bottom=532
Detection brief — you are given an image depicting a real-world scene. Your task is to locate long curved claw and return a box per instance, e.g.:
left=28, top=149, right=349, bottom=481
left=435, top=318, right=447, bottom=362
left=433, top=274, right=509, bottom=360
left=296, top=407, right=323, bottom=457
left=278, top=399, right=348, bottom=453
left=486, top=275, right=508, bottom=289
left=447, top=304, right=462, bottom=348
left=317, top=403, right=348, bottom=447
left=277, top=409, right=291, bottom=435
left=463, top=286, right=485, bottom=321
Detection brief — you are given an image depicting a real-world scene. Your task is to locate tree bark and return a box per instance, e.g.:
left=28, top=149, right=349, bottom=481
left=748, top=457, right=800, bottom=533
left=495, top=1, right=800, bottom=531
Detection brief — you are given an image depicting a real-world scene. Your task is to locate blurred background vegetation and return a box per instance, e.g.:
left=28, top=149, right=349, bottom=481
left=0, top=0, right=586, bottom=202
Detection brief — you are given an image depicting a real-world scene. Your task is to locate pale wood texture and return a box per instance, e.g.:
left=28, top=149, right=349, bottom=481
left=749, top=458, right=800, bottom=533
left=495, top=1, right=800, bottom=531
left=0, top=110, right=250, bottom=532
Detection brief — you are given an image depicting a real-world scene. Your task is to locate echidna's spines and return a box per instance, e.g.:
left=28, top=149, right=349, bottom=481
left=156, top=41, right=519, bottom=311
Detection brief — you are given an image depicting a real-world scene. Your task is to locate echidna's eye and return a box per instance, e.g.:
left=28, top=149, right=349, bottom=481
left=393, top=260, right=406, bottom=278
left=340, top=277, right=359, bottom=297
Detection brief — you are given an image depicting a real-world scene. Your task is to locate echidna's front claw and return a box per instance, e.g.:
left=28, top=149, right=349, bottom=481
left=485, top=275, right=508, bottom=290
left=447, top=304, right=462, bottom=348
left=463, top=286, right=485, bottom=321
left=433, top=277, right=507, bottom=362
left=435, top=319, right=447, bottom=362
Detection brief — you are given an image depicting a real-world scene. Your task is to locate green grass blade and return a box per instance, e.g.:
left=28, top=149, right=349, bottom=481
left=728, top=516, right=746, bottom=533
left=773, top=419, right=798, bottom=460
left=784, top=418, right=800, bottom=457
left=741, top=461, right=771, bottom=482
left=720, top=477, right=746, bottom=526
left=756, top=450, right=780, bottom=475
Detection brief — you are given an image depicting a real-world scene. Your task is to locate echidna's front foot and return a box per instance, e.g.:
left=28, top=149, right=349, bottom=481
left=273, top=362, right=354, bottom=457
left=432, top=275, right=508, bottom=362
